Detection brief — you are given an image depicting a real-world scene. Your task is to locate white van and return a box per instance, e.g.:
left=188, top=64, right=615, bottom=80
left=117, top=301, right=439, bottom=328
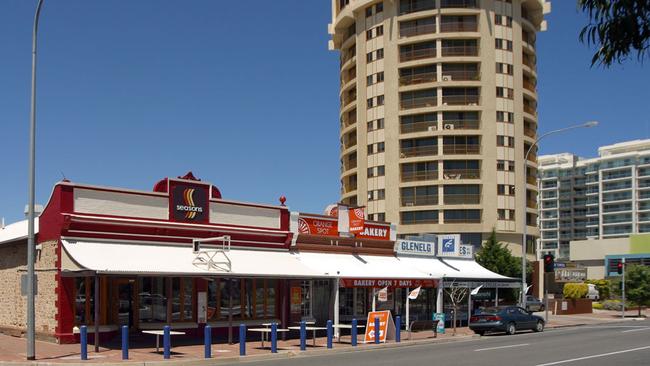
left=586, top=284, right=600, bottom=300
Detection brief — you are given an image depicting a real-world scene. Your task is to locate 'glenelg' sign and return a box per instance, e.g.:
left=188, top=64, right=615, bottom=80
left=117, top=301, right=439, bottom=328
left=394, top=239, right=435, bottom=256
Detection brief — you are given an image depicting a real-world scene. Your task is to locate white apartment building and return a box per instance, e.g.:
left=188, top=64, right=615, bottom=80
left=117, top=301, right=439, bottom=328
left=538, top=139, right=650, bottom=259
left=328, top=0, right=550, bottom=254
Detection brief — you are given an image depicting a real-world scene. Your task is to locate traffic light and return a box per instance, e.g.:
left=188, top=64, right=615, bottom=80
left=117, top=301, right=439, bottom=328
left=617, top=261, right=624, bottom=275
left=543, top=254, right=554, bottom=273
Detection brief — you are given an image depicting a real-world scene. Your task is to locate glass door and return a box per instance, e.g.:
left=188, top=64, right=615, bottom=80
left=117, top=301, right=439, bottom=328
left=113, top=279, right=135, bottom=328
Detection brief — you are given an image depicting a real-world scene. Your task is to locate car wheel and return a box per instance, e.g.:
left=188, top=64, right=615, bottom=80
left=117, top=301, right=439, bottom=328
left=475, top=331, right=485, bottom=336
left=534, top=321, right=544, bottom=333
left=506, top=322, right=516, bottom=335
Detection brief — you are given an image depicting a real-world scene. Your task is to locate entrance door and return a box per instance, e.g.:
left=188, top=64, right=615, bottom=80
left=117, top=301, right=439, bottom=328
left=114, top=279, right=135, bottom=328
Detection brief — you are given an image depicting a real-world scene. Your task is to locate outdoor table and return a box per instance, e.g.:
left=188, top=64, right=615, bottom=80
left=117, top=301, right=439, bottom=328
left=142, top=330, right=186, bottom=353
left=287, top=326, right=327, bottom=346
left=332, top=323, right=366, bottom=342
left=247, top=327, right=289, bottom=348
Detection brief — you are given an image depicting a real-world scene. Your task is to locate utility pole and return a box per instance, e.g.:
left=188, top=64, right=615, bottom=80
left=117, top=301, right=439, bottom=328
left=27, top=0, right=45, bottom=360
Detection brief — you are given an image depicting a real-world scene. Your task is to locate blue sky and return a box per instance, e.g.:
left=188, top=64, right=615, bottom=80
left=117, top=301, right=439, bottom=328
left=1, top=1, right=649, bottom=224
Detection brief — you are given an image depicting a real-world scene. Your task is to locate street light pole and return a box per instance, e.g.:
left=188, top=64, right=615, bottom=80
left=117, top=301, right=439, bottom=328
left=27, top=0, right=45, bottom=360
left=520, top=121, right=598, bottom=308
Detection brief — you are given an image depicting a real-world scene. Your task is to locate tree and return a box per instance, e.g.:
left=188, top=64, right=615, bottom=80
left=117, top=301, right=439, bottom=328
left=475, top=229, right=532, bottom=281
left=563, top=283, right=588, bottom=300
left=625, top=264, right=650, bottom=317
left=444, top=280, right=468, bottom=336
left=579, top=0, right=650, bottom=66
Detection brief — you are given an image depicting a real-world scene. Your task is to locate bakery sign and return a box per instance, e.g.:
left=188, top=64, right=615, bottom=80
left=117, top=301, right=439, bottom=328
left=340, top=278, right=438, bottom=288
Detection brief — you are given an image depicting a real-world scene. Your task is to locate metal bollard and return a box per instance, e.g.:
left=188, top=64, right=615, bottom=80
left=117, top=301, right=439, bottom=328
left=374, top=317, right=380, bottom=344
left=163, top=325, right=171, bottom=359
left=327, top=320, right=333, bottom=349
left=80, top=325, right=88, bottom=360
left=351, top=319, right=358, bottom=346
left=204, top=325, right=212, bottom=359
left=299, top=320, right=306, bottom=351
left=395, top=316, right=401, bottom=343
left=239, top=324, right=246, bottom=356
left=271, top=322, right=278, bottom=353
left=121, top=325, right=129, bottom=360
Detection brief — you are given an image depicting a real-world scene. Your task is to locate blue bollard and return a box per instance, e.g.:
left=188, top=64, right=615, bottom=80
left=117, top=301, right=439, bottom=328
left=204, top=325, right=212, bottom=359
left=374, top=317, right=380, bottom=344
left=299, top=320, right=306, bottom=351
left=80, top=325, right=88, bottom=360
left=121, top=325, right=129, bottom=360
left=351, top=319, right=358, bottom=346
left=396, top=316, right=401, bottom=343
left=327, top=320, right=333, bottom=349
left=239, top=324, right=246, bottom=356
left=271, top=322, right=278, bottom=353
left=163, top=325, right=171, bottom=359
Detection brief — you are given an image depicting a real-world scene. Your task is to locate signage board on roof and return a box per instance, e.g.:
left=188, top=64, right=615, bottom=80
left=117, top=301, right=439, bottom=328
left=297, top=217, right=338, bottom=236
left=349, top=207, right=365, bottom=234
left=459, top=244, right=473, bottom=259
left=169, top=181, right=209, bottom=224
left=394, top=239, right=435, bottom=256
left=437, top=234, right=461, bottom=257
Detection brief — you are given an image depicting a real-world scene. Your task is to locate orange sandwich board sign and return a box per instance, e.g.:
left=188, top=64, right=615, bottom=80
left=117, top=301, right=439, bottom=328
left=364, top=310, right=396, bottom=343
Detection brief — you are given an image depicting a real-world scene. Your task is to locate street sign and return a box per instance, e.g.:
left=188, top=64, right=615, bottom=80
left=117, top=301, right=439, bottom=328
left=554, top=262, right=566, bottom=269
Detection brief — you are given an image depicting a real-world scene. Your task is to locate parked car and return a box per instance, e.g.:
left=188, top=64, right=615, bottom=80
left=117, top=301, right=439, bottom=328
left=586, top=284, right=600, bottom=300
left=525, top=295, right=545, bottom=312
left=469, top=306, right=545, bottom=336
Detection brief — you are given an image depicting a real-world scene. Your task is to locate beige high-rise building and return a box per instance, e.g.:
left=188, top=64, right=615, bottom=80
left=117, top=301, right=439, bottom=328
left=329, top=0, right=550, bottom=255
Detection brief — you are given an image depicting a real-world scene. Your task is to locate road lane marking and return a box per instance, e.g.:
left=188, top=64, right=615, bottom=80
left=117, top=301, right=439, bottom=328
left=622, top=327, right=650, bottom=333
left=474, top=343, right=529, bottom=352
left=535, top=345, right=650, bottom=366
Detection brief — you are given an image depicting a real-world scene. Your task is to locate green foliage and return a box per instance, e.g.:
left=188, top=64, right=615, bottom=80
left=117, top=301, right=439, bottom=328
left=475, top=229, right=532, bottom=280
left=625, top=265, right=650, bottom=311
left=592, top=302, right=604, bottom=310
left=586, top=279, right=611, bottom=300
left=579, top=0, right=650, bottom=66
left=564, top=283, right=589, bottom=300
left=601, top=299, right=627, bottom=311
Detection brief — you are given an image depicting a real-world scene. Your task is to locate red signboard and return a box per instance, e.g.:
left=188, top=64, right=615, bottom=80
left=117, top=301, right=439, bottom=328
left=364, top=311, right=394, bottom=343
left=349, top=208, right=365, bottom=234
left=355, top=223, right=391, bottom=240
left=340, top=278, right=438, bottom=288
left=297, top=217, right=338, bottom=236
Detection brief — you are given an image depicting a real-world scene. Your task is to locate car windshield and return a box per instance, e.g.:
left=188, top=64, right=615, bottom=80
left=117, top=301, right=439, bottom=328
left=475, top=307, right=502, bottom=315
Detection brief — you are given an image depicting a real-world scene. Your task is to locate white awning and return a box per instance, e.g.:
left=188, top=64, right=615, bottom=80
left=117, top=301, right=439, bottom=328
left=295, top=252, right=438, bottom=279
left=396, top=256, right=515, bottom=281
left=61, top=239, right=324, bottom=278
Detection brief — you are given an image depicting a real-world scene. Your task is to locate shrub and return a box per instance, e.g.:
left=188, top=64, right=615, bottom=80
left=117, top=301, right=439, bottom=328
left=602, top=300, right=624, bottom=311
left=592, top=302, right=604, bottom=310
left=564, top=283, right=589, bottom=300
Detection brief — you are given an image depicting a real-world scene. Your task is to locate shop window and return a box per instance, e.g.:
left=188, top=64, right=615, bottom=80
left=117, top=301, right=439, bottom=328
left=74, top=277, right=95, bottom=325
left=208, top=278, right=277, bottom=321
left=301, top=280, right=312, bottom=318
left=171, top=278, right=194, bottom=322
left=138, top=277, right=168, bottom=323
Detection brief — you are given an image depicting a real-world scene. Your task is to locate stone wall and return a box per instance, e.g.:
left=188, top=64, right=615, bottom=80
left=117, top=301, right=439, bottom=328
left=0, top=240, right=58, bottom=340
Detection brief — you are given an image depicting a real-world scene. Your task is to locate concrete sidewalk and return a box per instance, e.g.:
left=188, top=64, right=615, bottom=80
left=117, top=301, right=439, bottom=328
left=1, top=310, right=645, bottom=365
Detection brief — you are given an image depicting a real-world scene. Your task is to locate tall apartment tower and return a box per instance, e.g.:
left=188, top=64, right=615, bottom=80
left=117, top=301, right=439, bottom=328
left=538, top=139, right=650, bottom=260
left=329, top=0, right=550, bottom=254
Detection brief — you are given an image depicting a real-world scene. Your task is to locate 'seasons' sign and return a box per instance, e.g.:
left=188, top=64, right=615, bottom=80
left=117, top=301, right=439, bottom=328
left=170, top=181, right=209, bottom=224
left=437, top=234, right=461, bottom=257
left=395, top=239, right=435, bottom=256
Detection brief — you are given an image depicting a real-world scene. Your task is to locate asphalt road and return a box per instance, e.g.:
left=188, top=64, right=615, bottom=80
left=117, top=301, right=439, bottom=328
left=240, top=319, right=650, bottom=366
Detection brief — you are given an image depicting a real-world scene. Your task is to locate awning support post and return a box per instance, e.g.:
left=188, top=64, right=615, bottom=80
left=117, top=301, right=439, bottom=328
left=333, top=278, right=340, bottom=339
left=495, top=287, right=499, bottom=307
left=436, top=278, right=444, bottom=315
left=371, top=288, right=376, bottom=312
left=94, top=274, right=100, bottom=353
left=405, top=287, right=410, bottom=332
left=228, top=280, right=233, bottom=345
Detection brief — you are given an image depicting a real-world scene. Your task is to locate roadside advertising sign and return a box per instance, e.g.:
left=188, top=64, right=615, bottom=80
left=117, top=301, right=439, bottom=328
left=364, top=310, right=395, bottom=343
left=554, top=267, right=587, bottom=282
left=349, top=207, right=365, bottom=234
left=394, top=239, right=435, bottom=256
left=340, top=278, right=438, bottom=288
left=437, top=234, right=461, bottom=257
left=433, top=313, right=445, bottom=334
